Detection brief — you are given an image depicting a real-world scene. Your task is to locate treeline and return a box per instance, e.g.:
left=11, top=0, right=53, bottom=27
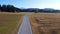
left=21, top=8, right=60, bottom=13
left=0, top=4, right=60, bottom=13
left=0, top=5, right=21, bottom=12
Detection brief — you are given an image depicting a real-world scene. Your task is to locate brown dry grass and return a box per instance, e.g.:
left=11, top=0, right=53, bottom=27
left=29, top=13, right=60, bottom=34
left=0, top=13, right=23, bottom=34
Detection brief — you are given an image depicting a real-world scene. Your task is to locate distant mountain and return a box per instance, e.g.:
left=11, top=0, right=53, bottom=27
left=20, top=8, right=54, bottom=11
left=43, top=8, right=54, bottom=11
left=27, top=8, right=40, bottom=10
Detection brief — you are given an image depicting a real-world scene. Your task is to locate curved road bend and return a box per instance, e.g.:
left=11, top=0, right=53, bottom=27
left=18, top=15, right=32, bottom=34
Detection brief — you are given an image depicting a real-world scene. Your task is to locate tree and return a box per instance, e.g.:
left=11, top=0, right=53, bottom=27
left=1, top=5, right=7, bottom=11
left=0, top=4, right=22, bottom=12
left=0, top=5, right=1, bottom=11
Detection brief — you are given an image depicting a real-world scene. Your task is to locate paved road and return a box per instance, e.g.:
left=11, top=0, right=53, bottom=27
left=18, top=15, right=32, bottom=34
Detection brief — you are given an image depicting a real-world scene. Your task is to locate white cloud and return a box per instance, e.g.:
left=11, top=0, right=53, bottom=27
left=38, top=4, right=60, bottom=10
left=51, top=4, right=60, bottom=9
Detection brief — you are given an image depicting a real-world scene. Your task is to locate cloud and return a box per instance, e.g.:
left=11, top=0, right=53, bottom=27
left=51, top=4, right=60, bottom=9
left=38, top=4, right=60, bottom=10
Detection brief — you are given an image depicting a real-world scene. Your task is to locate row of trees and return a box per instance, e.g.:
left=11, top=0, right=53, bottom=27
left=0, top=4, right=60, bottom=13
left=0, top=5, right=21, bottom=12
left=22, top=8, right=60, bottom=13
left=20, top=8, right=60, bottom=13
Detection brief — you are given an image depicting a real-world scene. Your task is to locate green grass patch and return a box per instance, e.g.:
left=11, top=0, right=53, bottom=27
left=0, top=13, right=22, bottom=34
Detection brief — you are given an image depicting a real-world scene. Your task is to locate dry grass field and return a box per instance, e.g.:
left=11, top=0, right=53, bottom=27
left=0, top=12, right=23, bottom=34
left=29, top=13, right=60, bottom=34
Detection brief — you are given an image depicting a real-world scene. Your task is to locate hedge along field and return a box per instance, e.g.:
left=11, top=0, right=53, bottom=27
left=0, top=13, right=23, bottom=34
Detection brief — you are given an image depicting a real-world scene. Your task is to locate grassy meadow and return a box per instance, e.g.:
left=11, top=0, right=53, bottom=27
left=29, top=13, right=60, bottom=34
left=0, top=12, right=23, bottom=34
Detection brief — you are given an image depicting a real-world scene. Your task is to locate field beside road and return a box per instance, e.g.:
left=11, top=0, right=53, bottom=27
left=29, top=13, right=60, bottom=34
left=0, top=12, right=23, bottom=34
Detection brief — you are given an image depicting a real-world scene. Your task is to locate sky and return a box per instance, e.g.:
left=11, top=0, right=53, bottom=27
left=0, top=0, right=60, bottom=9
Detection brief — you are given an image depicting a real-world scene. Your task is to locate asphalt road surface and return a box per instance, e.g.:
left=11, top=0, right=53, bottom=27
left=18, top=15, right=32, bottom=34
